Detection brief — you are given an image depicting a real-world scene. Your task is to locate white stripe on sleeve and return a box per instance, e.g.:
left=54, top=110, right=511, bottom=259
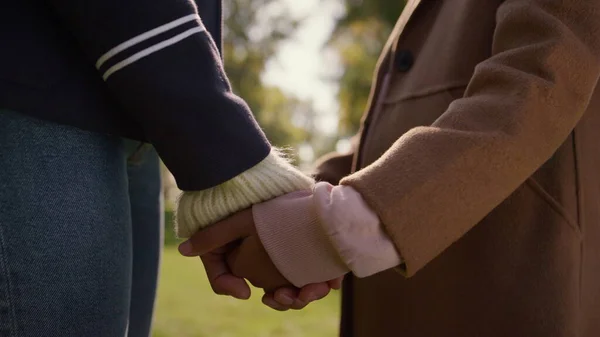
left=102, top=26, right=205, bottom=80
left=95, top=13, right=199, bottom=69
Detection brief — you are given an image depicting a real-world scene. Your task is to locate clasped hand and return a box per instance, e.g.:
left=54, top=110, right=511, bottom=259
left=178, top=208, right=342, bottom=311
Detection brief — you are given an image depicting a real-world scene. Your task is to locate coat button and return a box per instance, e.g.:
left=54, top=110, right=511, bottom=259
left=395, top=49, right=414, bottom=72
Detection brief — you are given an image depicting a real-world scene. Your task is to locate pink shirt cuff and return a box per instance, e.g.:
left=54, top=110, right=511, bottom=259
left=253, top=182, right=402, bottom=287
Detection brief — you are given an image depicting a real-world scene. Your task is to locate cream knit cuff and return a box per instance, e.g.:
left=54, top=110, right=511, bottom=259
left=175, top=149, right=314, bottom=238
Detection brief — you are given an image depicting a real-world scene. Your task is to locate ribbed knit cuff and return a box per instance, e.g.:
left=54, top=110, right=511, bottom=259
left=253, top=183, right=401, bottom=287
left=312, top=183, right=402, bottom=277
left=175, top=149, right=314, bottom=238
left=253, top=190, right=350, bottom=288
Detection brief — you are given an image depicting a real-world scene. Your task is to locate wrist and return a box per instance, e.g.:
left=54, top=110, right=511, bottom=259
left=253, top=182, right=402, bottom=287
left=253, top=190, right=349, bottom=287
left=175, top=149, right=314, bottom=238
left=313, top=183, right=402, bottom=277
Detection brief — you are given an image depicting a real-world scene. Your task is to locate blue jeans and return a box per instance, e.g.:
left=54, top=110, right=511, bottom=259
left=0, top=110, right=162, bottom=337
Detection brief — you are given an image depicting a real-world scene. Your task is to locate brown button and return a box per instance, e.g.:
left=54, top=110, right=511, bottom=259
left=395, top=49, right=414, bottom=72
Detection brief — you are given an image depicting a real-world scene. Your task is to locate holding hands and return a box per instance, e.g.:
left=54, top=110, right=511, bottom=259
left=178, top=207, right=343, bottom=311
left=174, top=151, right=400, bottom=311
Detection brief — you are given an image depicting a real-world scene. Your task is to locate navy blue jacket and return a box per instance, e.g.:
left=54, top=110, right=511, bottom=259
left=0, top=0, right=270, bottom=190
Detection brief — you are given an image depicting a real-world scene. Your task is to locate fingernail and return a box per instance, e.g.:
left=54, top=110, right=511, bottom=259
left=178, top=241, right=194, bottom=256
left=235, top=288, right=251, bottom=300
left=306, top=293, right=320, bottom=302
left=279, top=294, right=294, bottom=306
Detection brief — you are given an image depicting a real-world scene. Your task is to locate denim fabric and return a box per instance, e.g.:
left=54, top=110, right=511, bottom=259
left=0, top=110, right=162, bottom=337
left=126, top=142, right=163, bottom=337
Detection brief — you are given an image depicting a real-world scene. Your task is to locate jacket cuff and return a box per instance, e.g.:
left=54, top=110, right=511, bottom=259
left=175, top=149, right=314, bottom=238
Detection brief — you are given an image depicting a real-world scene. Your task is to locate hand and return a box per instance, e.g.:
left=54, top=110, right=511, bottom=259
left=178, top=208, right=342, bottom=310
left=224, top=231, right=289, bottom=291
left=262, top=277, right=343, bottom=311
left=225, top=227, right=343, bottom=310
left=261, top=278, right=343, bottom=311
left=179, top=208, right=288, bottom=294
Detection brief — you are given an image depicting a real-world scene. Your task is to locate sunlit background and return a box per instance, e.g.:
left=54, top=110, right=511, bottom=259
left=155, top=0, right=405, bottom=336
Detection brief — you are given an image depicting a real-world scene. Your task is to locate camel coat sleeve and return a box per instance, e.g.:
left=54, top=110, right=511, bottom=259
left=313, top=151, right=355, bottom=185
left=313, top=135, right=361, bottom=184
left=341, top=0, right=600, bottom=277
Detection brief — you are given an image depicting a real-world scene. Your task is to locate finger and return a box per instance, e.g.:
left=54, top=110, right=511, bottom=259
left=298, top=282, right=331, bottom=304
left=201, top=252, right=251, bottom=299
left=328, top=276, right=344, bottom=290
left=178, top=208, right=255, bottom=256
left=272, top=287, right=298, bottom=307
left=262, top=293, right=290, bottom=311
left=291, top=298, right=310, bottom=310
left=273, top=287, right=308, bottom=310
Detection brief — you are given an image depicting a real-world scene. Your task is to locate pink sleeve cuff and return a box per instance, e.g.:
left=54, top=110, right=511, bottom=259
left=253, top=183, right=402, bottom=287
left=313, top=183, right=402, bottom=278
left=253, top=190, right=349, bottom=287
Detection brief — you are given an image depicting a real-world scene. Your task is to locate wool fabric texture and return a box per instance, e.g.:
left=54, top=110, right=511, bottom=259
left=314, top=1, right=600, bottom=336
left=2, top=0, right=272, bottom=191
left=175, top=149, right=314, bottom=238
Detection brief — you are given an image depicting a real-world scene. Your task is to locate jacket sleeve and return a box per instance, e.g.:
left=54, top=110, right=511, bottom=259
left=312, top=136, right=359, bottom=184
left=341, top=0, right=600, bottom=276
left=44, top=0, right=270, bottom=191
left=312, top=152, right=355, bottom=185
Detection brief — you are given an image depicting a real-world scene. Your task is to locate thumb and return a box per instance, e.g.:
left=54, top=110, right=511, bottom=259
left=178, top=208, right=255, bottom=256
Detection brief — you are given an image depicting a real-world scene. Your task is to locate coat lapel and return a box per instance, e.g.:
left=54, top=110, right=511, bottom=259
left=390, top=0, right=422, bottom=53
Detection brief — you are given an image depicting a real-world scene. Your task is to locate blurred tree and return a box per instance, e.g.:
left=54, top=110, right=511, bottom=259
left=328, top=0, right=406, bottom=135
left=222, top=0, right=309, bottom=149
left=162, top=0, right=408, bottom=209
left=162, top=0, right=312, bottom=206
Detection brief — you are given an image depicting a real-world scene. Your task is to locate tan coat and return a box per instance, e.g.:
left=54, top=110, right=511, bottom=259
left=315, top=0, right=600, bottom=336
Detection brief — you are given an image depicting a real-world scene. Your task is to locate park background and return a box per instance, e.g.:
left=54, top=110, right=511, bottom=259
left=154, top=1, right=405, bottom=336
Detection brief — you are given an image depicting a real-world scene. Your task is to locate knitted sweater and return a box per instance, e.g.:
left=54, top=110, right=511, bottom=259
left=176, top=149, right=314, bottom=237
left=1, top=0, right=270, bottom=191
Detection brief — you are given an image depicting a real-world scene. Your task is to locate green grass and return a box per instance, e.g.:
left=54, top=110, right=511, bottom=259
left=152, top=247, right=341, bottom=337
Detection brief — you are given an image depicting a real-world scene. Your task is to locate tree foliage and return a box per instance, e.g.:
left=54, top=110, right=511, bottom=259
left=328, top=0, right=406, bottom=135
left=222, top=0, right=408, bottom=146
left=162, top=0, right=407, bottom=200
left=222, top=0, right=308, bottom=148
